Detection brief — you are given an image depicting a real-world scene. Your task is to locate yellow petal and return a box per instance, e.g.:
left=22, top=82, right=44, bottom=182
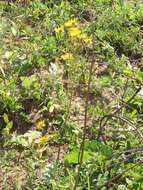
left=64, top=18, right=78, bottom=27
left=36, top=120, right=45, bottom=130
left=61, top=53, right=74, bottom=61
left=35, top=135, right=49, bottom=144
left=79, top=33, right=92, bottom=45
left=68, top=27, right=81, bottom=37
left=55, top=26, right=64, bottom=33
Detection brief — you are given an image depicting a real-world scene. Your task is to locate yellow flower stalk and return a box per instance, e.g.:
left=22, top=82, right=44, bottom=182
left=61, top=53, right=74, bottom=61
left=68, top=27, right=81, bottom=37
left=64, top=18, right=78, bottom=27
left=36, top=119, right=45, bottom=130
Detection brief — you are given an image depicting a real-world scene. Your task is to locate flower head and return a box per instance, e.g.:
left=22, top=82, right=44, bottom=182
left=55, top=26, right=64, bottom=33
left=61, top=53, right=74, bottom=61
left=35, top=135, right=49, bottom=144
left=64, top=18, right=78, bottom=28
left=68, top=27, right=81, bottom=37
left=79, top=33, right=92, bottom=46
left=36, top=119, right=45, bottom=130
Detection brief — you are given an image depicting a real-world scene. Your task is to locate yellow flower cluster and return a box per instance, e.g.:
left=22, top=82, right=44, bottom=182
left=68, top=27, right=81, bottom=37
left=79, top=33, right=92, bottom=46
left=64, top=18, right=78, bottom=27
left=61, top=53, right=74, bottom=61
left=55, top=18, right=92, bottom=46
left=55, top=26, right=64, bottom=33
left=36, top=119, right=45, bottom=130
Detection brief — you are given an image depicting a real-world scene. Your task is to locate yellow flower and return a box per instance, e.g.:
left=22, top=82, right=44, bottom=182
left=35, top=135, right=49, bottom=144
left=55, top=26, right=64, bottom=33
left=61, top=53, right=74, bottom=61
left=36, top=119, right=45, bottom=130
left=79, top=33, right=92, bottom=45
left=64, top=18, right=78, bottom=27
left=68, top=27, right=81, bottom=37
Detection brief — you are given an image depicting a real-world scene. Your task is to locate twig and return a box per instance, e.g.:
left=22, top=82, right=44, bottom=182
left=114, top=115, right=143, bottom=143
left=96, top=159, right=143, bottom=190
left=97, top=86, right=141, bottom=142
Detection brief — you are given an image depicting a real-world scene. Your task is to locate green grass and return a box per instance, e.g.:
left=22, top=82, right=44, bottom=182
left=0, top=0, right=143, bottom=189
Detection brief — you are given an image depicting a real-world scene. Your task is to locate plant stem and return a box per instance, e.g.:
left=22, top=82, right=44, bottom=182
left=57, top=89, right=75, bottom=161
left=73, top=61, right=94, bottom=190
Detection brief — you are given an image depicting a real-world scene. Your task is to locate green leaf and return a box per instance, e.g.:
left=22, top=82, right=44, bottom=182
left=3, top=113, right=9, bottom=124
left=6, top=121, right=13, bottom=129
left=99, top=75, right=112, bottom=87
left=10, top=136, right=29, bottom=147
left=49, top=105, right=55, bottom=113
left=85, top=140, right=113, bottom=157
left=64, top=150, right=92, bottom=164
left=21, top=77, right=31, bottom=89
left=11, top=26, right=17, bottom=36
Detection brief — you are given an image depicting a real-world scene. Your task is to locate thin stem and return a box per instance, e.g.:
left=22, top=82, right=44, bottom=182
left=57, top=88, right=75, bottom=161
left=97, top=86, right=141, bottom=142
left=73, top=61, right=94, bottom=190
left=96, top=159, right=143, bottom=190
